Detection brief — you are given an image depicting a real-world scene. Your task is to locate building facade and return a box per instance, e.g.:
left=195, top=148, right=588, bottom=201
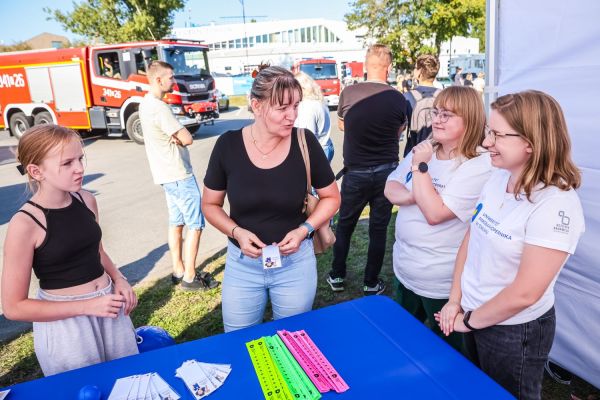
left=172, top=19, right=367, bottom=75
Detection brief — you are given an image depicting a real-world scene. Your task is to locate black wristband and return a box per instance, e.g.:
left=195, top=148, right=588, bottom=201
left=463, top=311, right=479, bottom=331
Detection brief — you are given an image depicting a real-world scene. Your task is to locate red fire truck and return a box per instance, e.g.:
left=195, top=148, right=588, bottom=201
left=0, top=38, right=219, bottom=144
left=292, top=58, right=340, bottom=108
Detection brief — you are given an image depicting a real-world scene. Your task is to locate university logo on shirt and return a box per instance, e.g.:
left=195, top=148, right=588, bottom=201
left=472, top=203, right=483, bottom=222
left=405, top=171, right=413, bottom=184
left=553, top=210, right=571, bottom=234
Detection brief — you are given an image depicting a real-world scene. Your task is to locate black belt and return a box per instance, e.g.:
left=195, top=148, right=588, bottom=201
left=336, top=162, right=398, bottom=180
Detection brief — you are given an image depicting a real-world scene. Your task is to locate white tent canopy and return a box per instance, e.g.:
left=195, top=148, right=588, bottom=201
left=486, top=0, right=600, bottom=387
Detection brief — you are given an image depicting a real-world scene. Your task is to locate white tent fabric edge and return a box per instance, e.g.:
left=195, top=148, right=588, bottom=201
left=486, top=0, right=600, bottom=388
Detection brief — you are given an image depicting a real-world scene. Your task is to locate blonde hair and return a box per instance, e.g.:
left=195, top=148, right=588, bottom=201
left=147, top=60, right=173, bottom=81
left=17, top=124, right=82, bottom=193
left=491, top=90, right=581, bottom=200
left=366, top=44, right=392, bottom=67
left=294, top=71, right=323, bottom=101
left=434, top=86, right=486, bottom=160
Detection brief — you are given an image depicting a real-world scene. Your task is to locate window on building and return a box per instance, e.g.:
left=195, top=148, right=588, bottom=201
left=312, top=26, right=317, bottom=42
left=307, top=27, right=311, bottom=42
left=288, top=30, right=294, bottom=43
left=214, top=42, right=221, bottom=50
left=228, top=40, right=234, bottom=48
left=249, top=36, right=254, bottom=47
left=319, top=26, right=324, bottom=42
left=262, top=34, right=268, bottom=43
left=295, top=29, right=300, bottom=42
left=324, top=27, right=330, bottom=42
left=51, top=41, right=63, bottom=49
left=235, top=39, right=241, bottom=48
left=242, top=37, right=247, bottom=47
left=301, top=28, right=306, bottom=42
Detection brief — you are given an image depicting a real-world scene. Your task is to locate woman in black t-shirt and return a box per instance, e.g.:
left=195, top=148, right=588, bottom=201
left=202, top=66, right=340, bottom=332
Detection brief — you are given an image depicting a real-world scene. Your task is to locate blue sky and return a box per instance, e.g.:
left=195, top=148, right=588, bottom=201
left=0, top=0, right=351, bottom=44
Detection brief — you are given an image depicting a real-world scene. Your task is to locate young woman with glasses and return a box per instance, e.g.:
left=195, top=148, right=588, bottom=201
left=384, top=86, right=492, bottom=351
left=436, top=90, right=584, bottom=399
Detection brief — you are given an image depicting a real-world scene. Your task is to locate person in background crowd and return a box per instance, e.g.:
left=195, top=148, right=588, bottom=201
left=402, top=54, right=441, bottom=156
left=202, top=65, right=340, bottom=332
left=294, top=71, right=334, bottom=162
left=1, top=125, right=138, bottom=376
left=473, top=72, right=485, bottom=95
left=326, top=44, right=407, bottom=295
left=139, top=61, right=218, bottom=291
left=453, top=67, right=464, bottom=86
left=385, top=86, right=492, bottom=352
left=464, top=73, right=474, bottom=87
left=437, top=90, right=585, bottom=400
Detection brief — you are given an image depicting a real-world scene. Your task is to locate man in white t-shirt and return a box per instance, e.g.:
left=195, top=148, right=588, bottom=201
left=139, top=61, right=216, bottom=291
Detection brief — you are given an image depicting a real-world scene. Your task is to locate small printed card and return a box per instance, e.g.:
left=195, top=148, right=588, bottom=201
left=175, top=360, right=232, bottom=399
left=107, top=373, right=180, bottom=400
left=262, top=244, right=282, bottom=270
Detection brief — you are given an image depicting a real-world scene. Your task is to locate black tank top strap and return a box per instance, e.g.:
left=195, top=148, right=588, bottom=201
left=73, top=191, right=85, bottom=205
left=17, top=210, right=47, bottom=231
left=26, top=199, right=48, bottom=212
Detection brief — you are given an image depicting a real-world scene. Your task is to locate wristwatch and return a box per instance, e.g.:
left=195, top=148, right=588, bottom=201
left=411, top=162, right=428, bottom=174
left=299, top=222, right=315, bottom=238
left=463, top=310, right=479, bottom=331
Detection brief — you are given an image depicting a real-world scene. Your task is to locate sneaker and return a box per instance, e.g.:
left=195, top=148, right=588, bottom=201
left=364, top=279, right=386, bottom=295
left=180, top=277, right=209, bottom=292
left=544, top=360, right=572, bottom=385
left=171, top=274, right=184, bottom=285
left=198, top=271, right=220, bottom=289
left=326, top=275, right=345, bottom=292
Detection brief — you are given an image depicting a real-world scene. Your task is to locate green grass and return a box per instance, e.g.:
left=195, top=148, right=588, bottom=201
left=1, top=209, right=599, bottom=399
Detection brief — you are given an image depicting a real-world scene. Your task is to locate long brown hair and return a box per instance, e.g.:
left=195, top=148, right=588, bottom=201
left=491, top=90, right=581, bottom=200
left=17, top=124, right=82, bottom=193
left=433, top=86, right=485, bottom=160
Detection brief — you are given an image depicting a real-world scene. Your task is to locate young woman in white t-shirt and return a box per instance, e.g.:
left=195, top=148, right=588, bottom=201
left=436, top=90, right=584, bottom=399
left=384, top=86, right=492, bottom=351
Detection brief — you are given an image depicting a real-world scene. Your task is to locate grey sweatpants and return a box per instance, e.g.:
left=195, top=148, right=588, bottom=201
left=33, top=278, right=139, bottom=376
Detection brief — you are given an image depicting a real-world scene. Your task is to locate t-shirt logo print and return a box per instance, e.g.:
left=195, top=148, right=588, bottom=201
left=554, top=210, right=571, bottom=234
left=472, top=203, right=483, bottom=222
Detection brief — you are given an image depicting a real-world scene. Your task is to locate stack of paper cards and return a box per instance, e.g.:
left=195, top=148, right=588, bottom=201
left=175, top=360, right=232, bottom=399
left=107, top=372, right=180, bottom=400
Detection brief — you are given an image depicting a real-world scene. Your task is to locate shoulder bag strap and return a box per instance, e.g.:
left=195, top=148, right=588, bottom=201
left=297, top=128, right=312, bottom=193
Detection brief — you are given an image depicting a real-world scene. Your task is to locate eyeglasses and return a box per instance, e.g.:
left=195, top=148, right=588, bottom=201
left=484, top=125, right=522, bottom=144
left=429, top=109, right=456, bottom=123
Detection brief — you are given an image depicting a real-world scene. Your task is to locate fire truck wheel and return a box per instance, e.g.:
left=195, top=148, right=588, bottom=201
left=34, top=111, right=53, bottom=126
left=126, top=111, right=144, bottom=145
left=9, top=112, right=33, bottom=140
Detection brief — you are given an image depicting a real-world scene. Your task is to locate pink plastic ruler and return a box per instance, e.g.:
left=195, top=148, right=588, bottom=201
left=277, top=330, right=349, bottom=394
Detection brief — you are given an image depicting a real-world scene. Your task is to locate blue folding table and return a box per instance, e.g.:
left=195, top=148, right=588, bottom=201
left=4, top=296, right=513, bottom=399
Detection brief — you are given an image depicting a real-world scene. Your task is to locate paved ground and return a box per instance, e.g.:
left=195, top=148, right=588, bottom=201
left=0, top=106, right=346, bottom=342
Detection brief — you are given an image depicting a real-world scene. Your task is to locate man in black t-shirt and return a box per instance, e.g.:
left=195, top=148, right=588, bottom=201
left=327, top=44, right=407, bottom=295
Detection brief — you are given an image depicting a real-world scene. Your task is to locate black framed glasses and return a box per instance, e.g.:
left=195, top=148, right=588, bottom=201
left=484, top=125, right=522, bottom=144
left=429, top=109, right=456, bottom=123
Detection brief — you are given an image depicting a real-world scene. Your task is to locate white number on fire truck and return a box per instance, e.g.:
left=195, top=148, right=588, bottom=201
left=102, top=88, right=122, bottom=99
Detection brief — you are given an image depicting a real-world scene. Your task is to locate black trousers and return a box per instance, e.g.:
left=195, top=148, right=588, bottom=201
left=328, top=166, right=395, bottom=287
left=467, top=307, right=556, bottom=400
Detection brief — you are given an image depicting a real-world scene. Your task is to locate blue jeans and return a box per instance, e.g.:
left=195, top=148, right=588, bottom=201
left=467, top=307, right=556, bottom=400
left=329, top=165, right=395, bottom=286
left=161, top=175, right=205, bottom=230
left=221, top=239, right=317, bottom=332
left=323, top=138, right=334, bottom=163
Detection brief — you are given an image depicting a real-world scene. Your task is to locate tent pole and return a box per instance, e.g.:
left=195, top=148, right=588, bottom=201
left=485, top=0, right=500, bottom=115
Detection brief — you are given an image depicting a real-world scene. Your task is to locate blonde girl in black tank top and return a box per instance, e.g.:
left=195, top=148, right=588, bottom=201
left=1, top=125, right=139, bottom=376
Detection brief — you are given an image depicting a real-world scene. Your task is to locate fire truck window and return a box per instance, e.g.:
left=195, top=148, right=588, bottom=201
left=135, top=49, right=158, bottom=75
left=99, top=53, right=121, bottom=79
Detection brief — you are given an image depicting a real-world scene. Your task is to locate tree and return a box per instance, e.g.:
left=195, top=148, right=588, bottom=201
left=45, top=0, right=187, bottom=44
left=345, top=0, right=485, bottom=70
left=0, top=41, right=32, bottom=53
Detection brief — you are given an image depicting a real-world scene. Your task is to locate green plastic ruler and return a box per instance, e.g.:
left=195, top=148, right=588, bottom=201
left=264, top=335, right=321, bottom=400
left=246, top=338, right=294, bottom=400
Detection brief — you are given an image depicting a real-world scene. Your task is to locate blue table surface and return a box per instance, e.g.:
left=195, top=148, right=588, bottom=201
left=5, top=296, right=513, bottom=399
